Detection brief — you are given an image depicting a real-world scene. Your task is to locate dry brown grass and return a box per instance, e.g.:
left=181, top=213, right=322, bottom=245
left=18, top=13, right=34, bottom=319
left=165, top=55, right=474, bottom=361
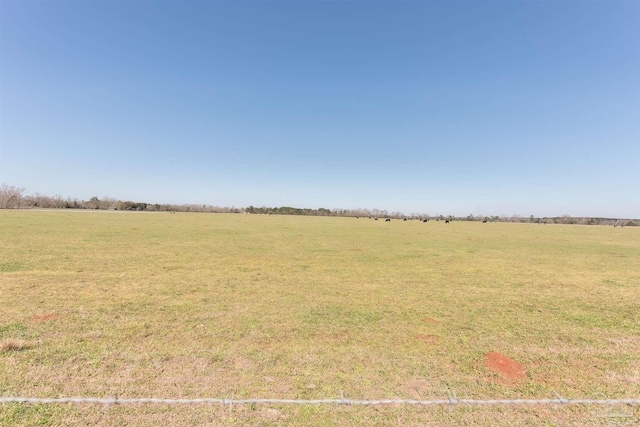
left=0, top=210, right=639, bottom=426
left=1, top=338, right=27, bottom=353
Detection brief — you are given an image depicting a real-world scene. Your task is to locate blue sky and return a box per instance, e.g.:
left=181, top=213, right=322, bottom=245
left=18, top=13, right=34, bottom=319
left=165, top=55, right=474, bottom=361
left=1, top=1, right=638, bottom=218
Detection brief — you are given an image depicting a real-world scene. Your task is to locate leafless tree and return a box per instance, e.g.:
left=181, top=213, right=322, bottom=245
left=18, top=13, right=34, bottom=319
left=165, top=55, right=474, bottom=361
left=0, top=184, right=25, bottom=209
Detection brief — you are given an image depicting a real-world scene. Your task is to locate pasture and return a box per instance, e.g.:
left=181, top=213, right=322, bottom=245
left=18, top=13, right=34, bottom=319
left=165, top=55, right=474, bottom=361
left=1, top=210, right=638, bottom=426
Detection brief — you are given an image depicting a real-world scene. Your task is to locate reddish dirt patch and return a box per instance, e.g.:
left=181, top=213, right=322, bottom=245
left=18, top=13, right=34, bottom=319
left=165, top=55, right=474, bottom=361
left=416, top=334, right=441, bottom=344
left=32, top=314, right=63, bottom=322
left=423, top=317, right=440, bottom=323
left=485, top=352, right=527, bottom=380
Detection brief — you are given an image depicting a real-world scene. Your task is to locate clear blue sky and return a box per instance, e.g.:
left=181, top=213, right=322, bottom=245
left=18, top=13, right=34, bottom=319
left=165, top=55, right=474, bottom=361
left=1, top=1, right=638, bottom=218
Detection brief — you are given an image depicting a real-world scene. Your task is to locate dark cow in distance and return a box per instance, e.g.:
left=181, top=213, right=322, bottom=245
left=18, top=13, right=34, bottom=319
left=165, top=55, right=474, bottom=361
left=385, top=218, right=391, bottom=222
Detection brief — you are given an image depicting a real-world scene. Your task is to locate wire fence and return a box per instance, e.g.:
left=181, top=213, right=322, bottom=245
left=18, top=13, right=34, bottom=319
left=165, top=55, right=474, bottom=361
left=2, top=394, right=639, bottom=408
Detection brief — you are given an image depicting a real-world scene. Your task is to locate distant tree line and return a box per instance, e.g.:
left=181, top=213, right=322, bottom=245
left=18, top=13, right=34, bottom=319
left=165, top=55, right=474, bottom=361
left=0, top=183, right=637, bottom=226
left=246, top=206, right=333, bottom=216
left=0, top=184, right=238, bottom=213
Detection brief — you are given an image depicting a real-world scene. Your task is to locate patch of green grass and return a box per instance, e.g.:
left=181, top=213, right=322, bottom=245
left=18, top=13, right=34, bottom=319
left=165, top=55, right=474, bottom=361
left=303, top=304, right=385, bottom=327
left=602, top=278, right=625, bottom=287
left=0, top=322, right=28, bottom=339
left=0, top=262, right=26, bottom=272
left=0, top=404, right=70, bottom=426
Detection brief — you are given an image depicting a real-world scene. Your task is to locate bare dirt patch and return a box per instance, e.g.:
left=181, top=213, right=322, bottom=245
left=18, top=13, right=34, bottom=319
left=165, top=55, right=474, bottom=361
left=423, top=317, right=440, bottom=323
left=32, top=314, right=63, bottom=321
left=485, top=351, right=527, bottom=380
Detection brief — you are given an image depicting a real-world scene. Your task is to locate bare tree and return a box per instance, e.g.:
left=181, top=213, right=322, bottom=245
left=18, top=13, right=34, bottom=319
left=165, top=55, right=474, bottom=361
left=0, top=184, right=25, bottom=209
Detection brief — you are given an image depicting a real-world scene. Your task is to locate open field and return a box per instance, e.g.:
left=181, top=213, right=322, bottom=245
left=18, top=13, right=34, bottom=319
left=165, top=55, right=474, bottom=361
left=1, top=210, right=639, bottom=426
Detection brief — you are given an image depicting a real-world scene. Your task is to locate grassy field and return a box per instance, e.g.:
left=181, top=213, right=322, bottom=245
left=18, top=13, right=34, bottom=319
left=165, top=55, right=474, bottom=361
left=1, top=210, right=639, bottom=426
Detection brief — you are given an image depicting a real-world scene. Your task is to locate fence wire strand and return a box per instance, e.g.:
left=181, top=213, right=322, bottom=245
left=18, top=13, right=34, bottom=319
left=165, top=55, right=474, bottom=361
left=1, top=396, right=639, bottom=406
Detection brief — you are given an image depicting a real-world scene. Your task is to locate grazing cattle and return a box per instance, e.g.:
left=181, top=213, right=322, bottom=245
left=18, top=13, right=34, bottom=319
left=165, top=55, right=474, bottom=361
left=385, top=218, right=391, bottom=222
left=445, top=220, right=450, bottom=224
left=482, top=220, right=487, bottom=223
left=403, top=218, right=407, bottom=221
left=423, top=219, right=428, bottom=223
left=375, top=218, right=378, bottom=221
